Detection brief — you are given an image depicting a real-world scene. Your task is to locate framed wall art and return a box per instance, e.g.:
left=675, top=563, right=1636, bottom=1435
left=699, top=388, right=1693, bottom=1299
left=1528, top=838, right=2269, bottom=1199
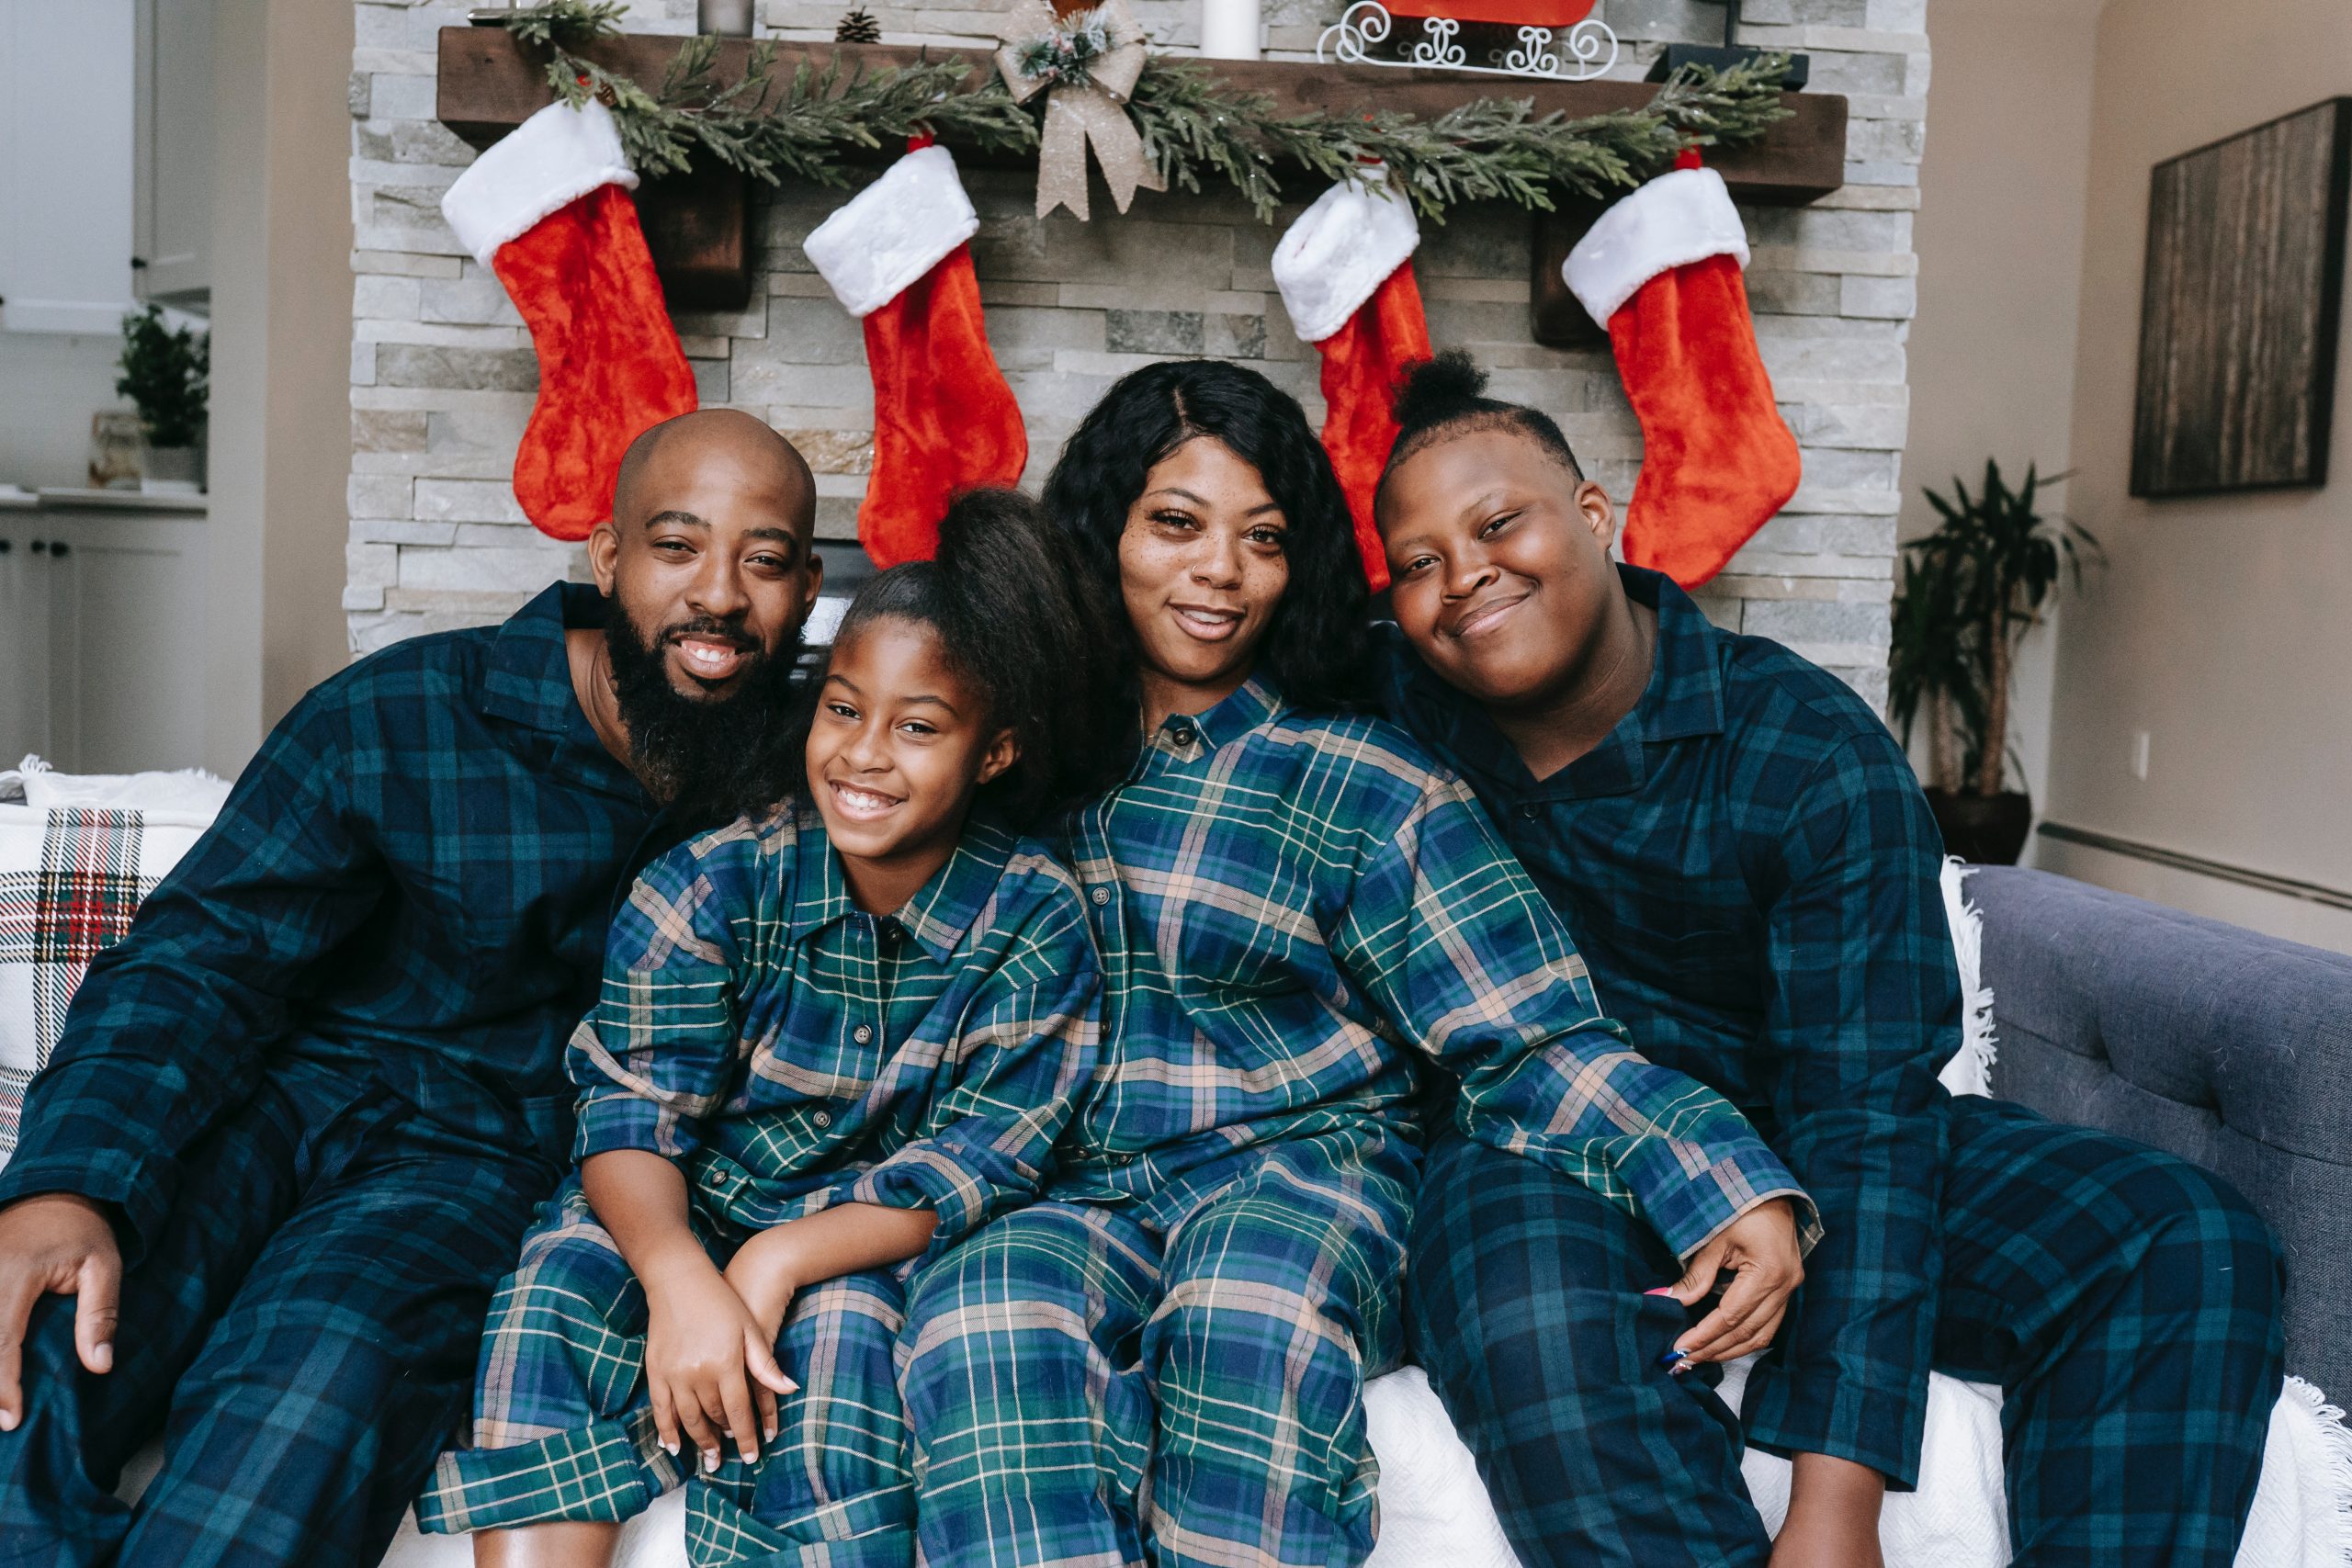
left=2132, top=97, right=2352, bottom=499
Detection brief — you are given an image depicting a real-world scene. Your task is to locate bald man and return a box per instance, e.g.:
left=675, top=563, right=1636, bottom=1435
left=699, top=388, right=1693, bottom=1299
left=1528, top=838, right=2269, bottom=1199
left=0, top=411, right=823, bottom=1567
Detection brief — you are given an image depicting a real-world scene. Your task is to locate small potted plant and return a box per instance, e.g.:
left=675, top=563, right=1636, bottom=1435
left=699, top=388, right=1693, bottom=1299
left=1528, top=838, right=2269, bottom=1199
left=1888, top=460, right=2098, bottom=864
left=117, top=305, right=209, bottom=494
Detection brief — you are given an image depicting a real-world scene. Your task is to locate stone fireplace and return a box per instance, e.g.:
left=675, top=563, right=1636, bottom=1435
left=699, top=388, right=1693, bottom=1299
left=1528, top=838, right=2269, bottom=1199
left=345, top=0, right=1925, bottom=710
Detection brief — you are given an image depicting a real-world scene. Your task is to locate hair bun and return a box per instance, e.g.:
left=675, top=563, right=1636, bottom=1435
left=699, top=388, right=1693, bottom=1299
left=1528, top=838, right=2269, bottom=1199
left=1392, top=351, right=1491, bottom=438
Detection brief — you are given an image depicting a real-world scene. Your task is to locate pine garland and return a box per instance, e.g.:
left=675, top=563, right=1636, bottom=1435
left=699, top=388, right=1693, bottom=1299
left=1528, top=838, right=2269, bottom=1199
left=492, top=2, right=1792, bottom=221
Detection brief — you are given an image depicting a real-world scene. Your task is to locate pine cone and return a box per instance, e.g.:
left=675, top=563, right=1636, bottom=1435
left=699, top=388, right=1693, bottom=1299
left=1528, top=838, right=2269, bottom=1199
left=835, top=7, right=881, bottom=42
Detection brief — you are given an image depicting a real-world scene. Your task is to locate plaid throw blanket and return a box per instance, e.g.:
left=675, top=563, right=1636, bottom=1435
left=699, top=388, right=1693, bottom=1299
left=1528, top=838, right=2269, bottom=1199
left=0, top=806, right=212, bottom=1165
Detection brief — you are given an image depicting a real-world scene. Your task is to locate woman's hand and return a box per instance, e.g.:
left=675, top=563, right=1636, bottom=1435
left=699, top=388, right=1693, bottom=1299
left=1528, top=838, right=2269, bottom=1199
left=642, top=1257, right=796, bottom=1473
left=1657, top=1196, right=1804, bottom=1370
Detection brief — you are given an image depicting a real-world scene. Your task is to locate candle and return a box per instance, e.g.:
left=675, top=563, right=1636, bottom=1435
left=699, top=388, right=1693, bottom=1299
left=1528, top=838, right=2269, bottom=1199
left=698, top=0, right=754, bottom=35
left=1199, top=0, right=1261, bottom=59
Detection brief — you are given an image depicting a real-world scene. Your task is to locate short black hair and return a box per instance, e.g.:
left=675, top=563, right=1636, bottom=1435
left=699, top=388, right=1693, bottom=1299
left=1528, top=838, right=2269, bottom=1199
left=1042, top=359, right=1373, bottom=720
left=1380, top=351, right=1585, bottom=500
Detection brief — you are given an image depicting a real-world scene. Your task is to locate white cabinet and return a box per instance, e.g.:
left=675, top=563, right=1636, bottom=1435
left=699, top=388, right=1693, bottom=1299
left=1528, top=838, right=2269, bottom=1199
left=0, top=1, right=139, bottom=333
left=0, top=497, right=209, bottom=774
left=133, top=0, right=213, bottom=305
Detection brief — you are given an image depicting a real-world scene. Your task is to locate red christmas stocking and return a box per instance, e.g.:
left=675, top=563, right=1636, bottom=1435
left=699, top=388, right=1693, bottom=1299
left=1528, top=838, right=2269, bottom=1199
left=441, top=99, right=698, bottom=542
left=1565, top=153, right=1802, bottom=588
left=1274, top=168, right=1432, bottom=591
left=804, top=141, right=1027, bottom=567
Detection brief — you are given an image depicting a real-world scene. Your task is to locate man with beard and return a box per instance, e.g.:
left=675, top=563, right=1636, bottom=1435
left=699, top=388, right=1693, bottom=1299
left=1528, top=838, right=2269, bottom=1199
left=0, top=408, right=821, bottom=1567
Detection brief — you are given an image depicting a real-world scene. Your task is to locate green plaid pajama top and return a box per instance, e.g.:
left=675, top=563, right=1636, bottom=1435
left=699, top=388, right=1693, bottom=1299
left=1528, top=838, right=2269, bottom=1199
left=573, top=803, right=1101, bottom=1257
left=1055, top=678, right=1814, bottom=1261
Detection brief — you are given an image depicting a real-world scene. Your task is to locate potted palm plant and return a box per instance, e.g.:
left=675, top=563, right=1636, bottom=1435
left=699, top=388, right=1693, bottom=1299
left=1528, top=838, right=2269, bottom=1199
left=117, top=305, right=209, bottom=494
left=1888, top=460, right=2097, bottom=864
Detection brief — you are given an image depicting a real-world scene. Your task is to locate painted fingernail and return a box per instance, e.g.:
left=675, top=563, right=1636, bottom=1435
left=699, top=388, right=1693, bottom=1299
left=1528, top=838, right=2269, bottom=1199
left=1657, top=1348, right=1689, bottom=1370
left=1644, top=1288, right=1677, bottom=1297
left=703, top=1449, right=720, bottom=1472
left=0, top=1409, right=17, bottom=1433
left=765, top=1424, right=777, bottom=1442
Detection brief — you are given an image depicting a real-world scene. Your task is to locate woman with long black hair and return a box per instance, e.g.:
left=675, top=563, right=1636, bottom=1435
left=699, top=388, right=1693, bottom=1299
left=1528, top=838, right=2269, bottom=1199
left=896, top=360, right=1810, bottom=1568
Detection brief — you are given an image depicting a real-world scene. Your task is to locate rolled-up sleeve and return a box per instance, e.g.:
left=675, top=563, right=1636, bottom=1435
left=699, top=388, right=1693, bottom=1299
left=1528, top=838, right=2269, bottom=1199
left=569, top=840, right=748, bottom=1164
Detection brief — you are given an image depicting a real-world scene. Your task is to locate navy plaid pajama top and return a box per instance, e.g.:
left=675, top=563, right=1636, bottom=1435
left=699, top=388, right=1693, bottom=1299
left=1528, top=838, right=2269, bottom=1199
left=1377, top=563, right=1962, bottom=1483
left=0, top=584, right=667, bottom=1256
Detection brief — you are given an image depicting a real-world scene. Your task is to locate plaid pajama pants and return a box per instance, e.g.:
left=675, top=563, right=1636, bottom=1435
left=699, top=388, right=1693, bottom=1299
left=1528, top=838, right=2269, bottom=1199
left=1408, top=1095, right=2287, bottom=1568
left=0, top=1059, right=556, bottom=1568
left=898, top=1128, right=1416, bottom=1568
left=418, top=1179, right=914, bottom=1566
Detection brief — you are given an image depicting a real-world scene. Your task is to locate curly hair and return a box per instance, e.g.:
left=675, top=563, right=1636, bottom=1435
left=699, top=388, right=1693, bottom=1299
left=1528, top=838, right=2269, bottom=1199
left=1380, top=349, right=1584, bottom=494
left=1041, top=359, right=1373, bottom=719
left=763, top=489, right=1125, bottom=827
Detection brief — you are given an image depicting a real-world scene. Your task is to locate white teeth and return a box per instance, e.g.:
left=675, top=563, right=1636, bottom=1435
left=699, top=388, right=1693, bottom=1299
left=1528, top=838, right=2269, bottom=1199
left=831, top=784, right=899, bottom=816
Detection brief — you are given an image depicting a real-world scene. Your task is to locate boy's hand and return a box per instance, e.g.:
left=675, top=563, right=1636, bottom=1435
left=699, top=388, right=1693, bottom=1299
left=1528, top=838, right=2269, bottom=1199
left=642, top=1258, right=796, bottom=1472
left=1771, top=1453, right=1886, bottom=1568
left=1658, top=1196, right=1804, bottom=1369
left=0, top=1194, right=121, bottom=1432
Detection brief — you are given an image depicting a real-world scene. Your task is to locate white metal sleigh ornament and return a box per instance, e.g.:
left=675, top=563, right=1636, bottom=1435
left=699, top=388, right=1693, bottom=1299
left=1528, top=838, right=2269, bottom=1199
left=1317, top=0, right=1619, bottom=82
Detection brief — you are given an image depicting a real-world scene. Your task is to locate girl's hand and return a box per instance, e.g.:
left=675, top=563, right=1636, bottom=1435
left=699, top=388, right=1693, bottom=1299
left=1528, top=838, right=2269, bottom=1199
left=1657, top=1197, right=1804, bottom=1370
left=722, top=1224, right=807, bottom=1347
left=642, top=1259, right=797, bottom=1472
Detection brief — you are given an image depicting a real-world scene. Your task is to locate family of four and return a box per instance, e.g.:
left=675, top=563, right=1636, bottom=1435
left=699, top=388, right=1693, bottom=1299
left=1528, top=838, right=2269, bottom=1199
left=0, top=355, right=2285, bottom=1568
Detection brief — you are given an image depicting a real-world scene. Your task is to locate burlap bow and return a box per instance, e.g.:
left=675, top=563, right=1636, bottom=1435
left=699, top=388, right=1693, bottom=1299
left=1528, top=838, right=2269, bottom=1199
left=994, top=0, right=1166, bottom=220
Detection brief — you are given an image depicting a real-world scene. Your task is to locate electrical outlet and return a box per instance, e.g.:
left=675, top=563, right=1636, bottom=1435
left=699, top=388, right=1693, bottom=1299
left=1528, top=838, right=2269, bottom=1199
left=2131, top=730, right=2151, bottom=782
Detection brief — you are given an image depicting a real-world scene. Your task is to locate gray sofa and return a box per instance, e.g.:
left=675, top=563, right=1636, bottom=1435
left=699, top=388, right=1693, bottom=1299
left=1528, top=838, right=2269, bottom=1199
left=1972, top=865, right=2352, bottom=1404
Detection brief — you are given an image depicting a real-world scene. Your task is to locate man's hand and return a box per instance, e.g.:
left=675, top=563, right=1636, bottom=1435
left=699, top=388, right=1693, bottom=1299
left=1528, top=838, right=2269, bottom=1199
left=1771, top=1452, right=1886, bottom=1568
left=642, top=1259, right=796, bottom=1474
left=1658, top=1196, right=1803, bottom=1370
left=0, top=1193, right=121, bottom=1431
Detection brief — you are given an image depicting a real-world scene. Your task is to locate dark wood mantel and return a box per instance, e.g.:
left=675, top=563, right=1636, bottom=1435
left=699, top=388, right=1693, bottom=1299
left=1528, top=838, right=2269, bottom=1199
left=435, top=26, right=1848, bottom=327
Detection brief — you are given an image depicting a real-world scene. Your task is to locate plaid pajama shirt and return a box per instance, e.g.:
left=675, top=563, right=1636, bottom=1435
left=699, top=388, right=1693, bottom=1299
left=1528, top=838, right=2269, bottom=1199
left=0, top=583, right=670, bottom=1566
left=899, top=679, right=1811, bottom=1568
left=420, top=805, right=1099, bottom=1557
left=1383, top=565, right=2284, bottom=1566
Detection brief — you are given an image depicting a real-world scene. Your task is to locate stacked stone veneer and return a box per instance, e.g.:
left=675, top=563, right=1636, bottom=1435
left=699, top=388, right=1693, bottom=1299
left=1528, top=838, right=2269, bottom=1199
left=346, top=0, right=1927, bottom=707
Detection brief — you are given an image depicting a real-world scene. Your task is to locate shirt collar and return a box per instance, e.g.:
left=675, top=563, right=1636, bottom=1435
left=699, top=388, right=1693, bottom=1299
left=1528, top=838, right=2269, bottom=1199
left=1149, top=675, right=1283, bottom=761
left=1391, top=565, right=1725, bottom=800
left=786, top=803, right=1019, bottom=965
left=1626, top=565, right=1727, bottom=745
left=478, top=582, right=605, bottom=734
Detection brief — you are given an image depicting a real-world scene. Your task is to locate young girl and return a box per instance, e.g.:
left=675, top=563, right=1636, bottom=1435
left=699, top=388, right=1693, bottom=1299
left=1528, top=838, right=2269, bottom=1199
left=895, top=361, right=1812, bottom=1568
left=417, top=491, right=1114, bottom=1567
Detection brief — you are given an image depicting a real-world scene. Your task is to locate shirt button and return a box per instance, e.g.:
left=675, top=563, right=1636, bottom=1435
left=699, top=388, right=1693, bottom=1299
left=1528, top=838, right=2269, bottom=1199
left=1091, top=886, right=1111, bottom=907
left=1170, top=724, right=1197, bottom=746
left=814, top=1111, right=831, bottom=1128
left=853, top=1024, right=873, bottom=1044
left=1517, top=804, right=1540, bottom=820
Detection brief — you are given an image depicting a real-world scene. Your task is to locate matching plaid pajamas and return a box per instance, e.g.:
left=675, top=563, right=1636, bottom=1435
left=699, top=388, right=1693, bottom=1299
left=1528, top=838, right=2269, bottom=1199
left=0, top=583, right=667, bottom=1567
left=1381, top=567, right=2286, bottom=1566
left=898, top=679, right=1812, bottom=1568
left=418, top=804, right=1099, bottom=1562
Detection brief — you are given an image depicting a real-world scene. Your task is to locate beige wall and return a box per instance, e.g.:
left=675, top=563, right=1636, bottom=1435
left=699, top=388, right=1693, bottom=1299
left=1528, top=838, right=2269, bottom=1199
left=2035, top=0, right=2352, bottom=951
left=204, top=0, right=354, bottom=773
left=1903, top=0, right=2099, bottom=811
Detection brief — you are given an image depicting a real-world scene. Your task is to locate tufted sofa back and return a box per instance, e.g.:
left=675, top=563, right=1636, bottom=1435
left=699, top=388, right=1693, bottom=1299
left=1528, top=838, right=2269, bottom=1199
left=1969, top=866, right=2352, bottom=1403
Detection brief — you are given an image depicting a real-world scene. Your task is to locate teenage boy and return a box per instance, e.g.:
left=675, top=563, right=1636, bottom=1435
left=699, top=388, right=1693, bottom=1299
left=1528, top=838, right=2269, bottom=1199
left=0, top=409, right=823, bottom=1567
left=1371, top=354, right=2284, bottom=1568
